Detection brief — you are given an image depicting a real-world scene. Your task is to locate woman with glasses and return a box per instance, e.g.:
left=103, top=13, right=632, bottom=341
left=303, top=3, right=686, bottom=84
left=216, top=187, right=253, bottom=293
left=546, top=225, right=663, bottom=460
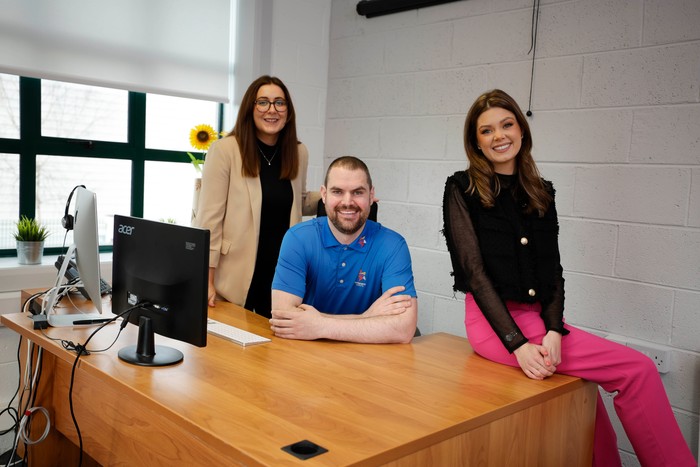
left=442, top=89, right=694, bottom=466
left=195, top=75, right=319, bottom=318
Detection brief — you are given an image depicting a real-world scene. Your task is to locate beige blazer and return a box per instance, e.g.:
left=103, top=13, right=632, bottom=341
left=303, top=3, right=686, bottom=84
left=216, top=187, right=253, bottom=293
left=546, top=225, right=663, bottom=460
left=194, top=136, right=320, bottom=306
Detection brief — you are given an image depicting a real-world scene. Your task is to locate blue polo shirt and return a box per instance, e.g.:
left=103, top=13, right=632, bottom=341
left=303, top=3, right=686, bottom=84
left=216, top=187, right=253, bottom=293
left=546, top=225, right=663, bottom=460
left=272, top=217, right=417, bottom=315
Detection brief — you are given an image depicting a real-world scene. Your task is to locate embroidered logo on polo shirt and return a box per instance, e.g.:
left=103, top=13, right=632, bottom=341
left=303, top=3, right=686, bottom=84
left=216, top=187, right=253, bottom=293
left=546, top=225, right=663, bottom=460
left=355, top=270, right=367, bottom=287
left=359, top=236, right=366, bottom=247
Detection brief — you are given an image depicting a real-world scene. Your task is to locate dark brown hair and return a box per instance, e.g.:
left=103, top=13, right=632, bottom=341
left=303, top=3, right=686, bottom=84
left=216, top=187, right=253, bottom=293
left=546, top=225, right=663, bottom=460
left=324, top=156, right=373, bottom=188
left=230, top=75, right=299, bottom=179
left=464, top=89, right=551, bottom=216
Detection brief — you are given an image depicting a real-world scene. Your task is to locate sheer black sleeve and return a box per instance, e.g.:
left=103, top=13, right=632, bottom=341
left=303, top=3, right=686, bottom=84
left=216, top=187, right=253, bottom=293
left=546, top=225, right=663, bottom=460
left=443, top=178, right=528, bottom=353
left=537, top=194, right=568, bottom=336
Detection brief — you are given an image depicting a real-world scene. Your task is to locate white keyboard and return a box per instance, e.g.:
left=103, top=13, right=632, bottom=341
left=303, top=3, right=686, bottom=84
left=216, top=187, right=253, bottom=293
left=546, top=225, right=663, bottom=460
left=207, top=318, right=271, bottom=347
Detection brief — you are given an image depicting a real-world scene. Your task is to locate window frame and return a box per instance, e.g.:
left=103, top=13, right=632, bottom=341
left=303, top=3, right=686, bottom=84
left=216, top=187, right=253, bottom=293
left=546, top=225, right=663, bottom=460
left=0, top=76, right=224, bottom=257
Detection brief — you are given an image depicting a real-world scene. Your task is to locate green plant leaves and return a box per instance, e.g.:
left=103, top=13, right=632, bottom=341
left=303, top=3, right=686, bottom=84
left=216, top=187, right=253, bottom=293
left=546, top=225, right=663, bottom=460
left=13, top=215, right=50, bottom=241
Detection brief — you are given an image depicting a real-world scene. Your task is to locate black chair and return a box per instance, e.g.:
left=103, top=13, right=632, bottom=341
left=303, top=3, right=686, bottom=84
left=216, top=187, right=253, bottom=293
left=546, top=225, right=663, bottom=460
left=317, top=199, right=378, bottom=221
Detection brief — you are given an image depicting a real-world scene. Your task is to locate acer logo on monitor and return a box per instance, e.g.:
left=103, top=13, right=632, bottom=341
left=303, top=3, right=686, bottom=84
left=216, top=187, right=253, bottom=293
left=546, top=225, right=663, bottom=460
left=117, top=224, right=135, bottom=235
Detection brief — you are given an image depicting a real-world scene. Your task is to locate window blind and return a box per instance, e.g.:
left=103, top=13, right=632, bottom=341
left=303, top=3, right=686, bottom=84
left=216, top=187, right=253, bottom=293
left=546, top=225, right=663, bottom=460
left=0, top=0, right=232, bottom=102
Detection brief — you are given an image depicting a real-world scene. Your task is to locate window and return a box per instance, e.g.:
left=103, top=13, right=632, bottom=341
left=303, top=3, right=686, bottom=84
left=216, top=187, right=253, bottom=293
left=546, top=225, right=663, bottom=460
left=0, top=74, right=19, bottom=139
left=146, top=94, right=219, bottom=151
left=35, top=155, right=132, bottom=248
left=0, top=73, right=225, bottom=257
left=41, top=80, right=129, bottom=142
left=0, top=153, right=20, bottom=249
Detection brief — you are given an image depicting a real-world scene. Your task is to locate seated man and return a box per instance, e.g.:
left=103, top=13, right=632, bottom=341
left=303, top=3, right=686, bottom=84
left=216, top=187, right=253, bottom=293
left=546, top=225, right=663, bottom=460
left=271, top=156, right=417, bottom=344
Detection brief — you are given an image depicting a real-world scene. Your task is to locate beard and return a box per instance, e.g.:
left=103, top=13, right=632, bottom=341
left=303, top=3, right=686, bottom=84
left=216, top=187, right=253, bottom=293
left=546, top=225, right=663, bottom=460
left=328, top=205, right=369, bottom=236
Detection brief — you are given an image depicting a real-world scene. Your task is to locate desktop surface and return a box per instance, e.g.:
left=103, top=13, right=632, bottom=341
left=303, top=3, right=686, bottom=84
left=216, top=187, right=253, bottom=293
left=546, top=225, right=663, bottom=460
left=3, top=294, right=595, bottom=466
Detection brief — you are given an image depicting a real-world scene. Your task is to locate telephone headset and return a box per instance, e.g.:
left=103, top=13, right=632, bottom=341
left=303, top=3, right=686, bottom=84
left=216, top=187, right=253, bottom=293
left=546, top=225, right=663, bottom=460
left=57, top=184, right=112, bottom=298
left=61, top=184, right=86, bottom=231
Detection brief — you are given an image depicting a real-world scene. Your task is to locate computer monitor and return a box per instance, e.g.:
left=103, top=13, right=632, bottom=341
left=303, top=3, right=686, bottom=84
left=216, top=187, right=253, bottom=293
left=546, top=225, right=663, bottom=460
left=72, top=186, right=103, bottom=313
left=46, top=186, right=106, bottom=326
left=111, top=215, right=209, bottom=366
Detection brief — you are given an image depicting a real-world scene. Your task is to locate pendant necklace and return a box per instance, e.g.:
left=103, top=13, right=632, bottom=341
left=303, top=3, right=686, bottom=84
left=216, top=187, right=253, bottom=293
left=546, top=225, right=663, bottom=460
left=257, top=145, right=278, bottom=166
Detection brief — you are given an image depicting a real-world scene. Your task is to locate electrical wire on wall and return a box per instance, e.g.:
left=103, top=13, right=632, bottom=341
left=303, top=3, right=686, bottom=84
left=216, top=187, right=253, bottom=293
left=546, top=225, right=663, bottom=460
left=1, top=292, right=53, bottom=467
left=526, top=0, right=541, bottom=117
left=4, top=340, right=46, bottom=467
left=1, top=337, right=24, bottom=467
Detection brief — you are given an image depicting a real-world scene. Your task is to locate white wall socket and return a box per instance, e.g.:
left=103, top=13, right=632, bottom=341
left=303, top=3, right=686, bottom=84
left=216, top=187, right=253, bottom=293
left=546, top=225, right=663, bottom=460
left=604, top=334, right=672, bottom=374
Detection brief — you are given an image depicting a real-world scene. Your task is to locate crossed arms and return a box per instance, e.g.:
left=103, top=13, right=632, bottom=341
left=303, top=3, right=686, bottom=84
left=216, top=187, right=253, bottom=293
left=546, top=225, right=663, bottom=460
left=270, top=286, right=417, bottom=344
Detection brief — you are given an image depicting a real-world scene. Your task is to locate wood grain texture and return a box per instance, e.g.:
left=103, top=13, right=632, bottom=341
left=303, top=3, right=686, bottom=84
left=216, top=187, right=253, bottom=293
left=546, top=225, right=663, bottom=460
left=5, top=291, right=595, bottom=466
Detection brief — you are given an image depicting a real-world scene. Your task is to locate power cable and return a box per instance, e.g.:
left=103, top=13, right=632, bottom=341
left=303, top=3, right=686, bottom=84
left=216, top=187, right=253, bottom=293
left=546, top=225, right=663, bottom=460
left=526, top=0, right=541, bottom=117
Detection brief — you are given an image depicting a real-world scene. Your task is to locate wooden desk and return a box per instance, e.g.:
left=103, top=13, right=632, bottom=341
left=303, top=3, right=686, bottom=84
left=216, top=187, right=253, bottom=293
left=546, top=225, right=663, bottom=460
left=3, top=293, right=595, bottom=466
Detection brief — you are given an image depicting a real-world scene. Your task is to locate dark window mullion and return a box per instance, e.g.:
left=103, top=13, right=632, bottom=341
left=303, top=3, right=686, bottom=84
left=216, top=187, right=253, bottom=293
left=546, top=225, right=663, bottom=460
left=18, top=77, right=40, bottom=218
left=36, top=138, right=133, bottom=160
left=128, top=92, right=146, bottom=217
left=144, top=148, right=194, bottom=163
left=218, top=102, right=225, bottom=134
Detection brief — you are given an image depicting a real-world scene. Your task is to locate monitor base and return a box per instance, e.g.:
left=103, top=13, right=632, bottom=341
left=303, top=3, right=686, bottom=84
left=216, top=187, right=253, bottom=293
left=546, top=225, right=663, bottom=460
left=118, top=315, right=183, bottom=366
left=118, top=345, right=183, bottom=367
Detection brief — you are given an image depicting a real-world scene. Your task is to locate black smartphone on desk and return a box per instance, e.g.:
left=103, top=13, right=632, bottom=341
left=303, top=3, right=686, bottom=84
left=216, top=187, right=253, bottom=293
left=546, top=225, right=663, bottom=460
left=55, top=255, right=112, bottom=299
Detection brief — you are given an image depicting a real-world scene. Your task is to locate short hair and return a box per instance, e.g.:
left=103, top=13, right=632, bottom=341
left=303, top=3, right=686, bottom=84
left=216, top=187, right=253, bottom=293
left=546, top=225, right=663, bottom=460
left=324, top=156, right=373, bottom=188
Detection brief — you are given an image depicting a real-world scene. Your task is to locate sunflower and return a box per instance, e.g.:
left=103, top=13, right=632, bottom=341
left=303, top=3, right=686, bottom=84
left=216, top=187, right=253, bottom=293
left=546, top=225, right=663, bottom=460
left=189, top=124, right=218, bottom=151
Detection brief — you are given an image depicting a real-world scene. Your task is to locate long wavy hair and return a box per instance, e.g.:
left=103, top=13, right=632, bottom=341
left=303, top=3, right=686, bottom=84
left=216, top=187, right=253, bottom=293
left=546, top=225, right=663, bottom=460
left=464, top=89, right=551, bottom=216
left=230, top=75, right=299, bottom=179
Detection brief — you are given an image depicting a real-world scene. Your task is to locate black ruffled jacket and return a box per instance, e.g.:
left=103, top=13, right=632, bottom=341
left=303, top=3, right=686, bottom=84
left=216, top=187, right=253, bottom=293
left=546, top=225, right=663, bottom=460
left=442, top=171, right=569, bottom=353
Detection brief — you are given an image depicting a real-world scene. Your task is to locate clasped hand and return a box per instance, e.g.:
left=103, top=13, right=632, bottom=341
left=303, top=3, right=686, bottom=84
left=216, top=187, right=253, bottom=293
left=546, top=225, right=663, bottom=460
left=513, top=331, right=562, bottom=380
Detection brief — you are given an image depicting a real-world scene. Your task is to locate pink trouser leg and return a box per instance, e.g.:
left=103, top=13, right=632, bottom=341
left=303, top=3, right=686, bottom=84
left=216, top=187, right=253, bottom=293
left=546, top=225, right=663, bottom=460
left=464, top=295, right=696, bottom=467
left=593, top=392, right=620, bottom=466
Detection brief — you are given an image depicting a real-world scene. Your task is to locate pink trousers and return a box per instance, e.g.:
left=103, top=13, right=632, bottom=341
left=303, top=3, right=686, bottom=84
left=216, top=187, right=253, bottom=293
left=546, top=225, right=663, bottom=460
left=464, top=294, right=696, bottom=467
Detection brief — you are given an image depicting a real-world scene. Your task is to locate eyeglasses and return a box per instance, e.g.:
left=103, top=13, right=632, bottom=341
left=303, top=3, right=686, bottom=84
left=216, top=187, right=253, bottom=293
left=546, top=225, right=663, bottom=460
left=254, top=99, right=287, bottom=112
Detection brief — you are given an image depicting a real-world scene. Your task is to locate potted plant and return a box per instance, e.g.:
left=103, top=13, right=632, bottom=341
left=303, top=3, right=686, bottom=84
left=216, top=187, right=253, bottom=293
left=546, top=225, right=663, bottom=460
left=14, top=215, right=50, bottom=265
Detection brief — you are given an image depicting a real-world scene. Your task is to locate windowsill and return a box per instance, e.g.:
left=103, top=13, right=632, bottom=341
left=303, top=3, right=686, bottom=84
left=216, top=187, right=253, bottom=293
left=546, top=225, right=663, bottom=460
left=0, top=253, right=112, bottom=269
left=0, top=253, right=113, bottom=295
left=0, top=253, right=61, bottom=269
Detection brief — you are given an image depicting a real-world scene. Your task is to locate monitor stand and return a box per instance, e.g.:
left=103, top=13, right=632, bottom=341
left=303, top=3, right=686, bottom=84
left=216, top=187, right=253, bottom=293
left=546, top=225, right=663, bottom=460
left=48, top=313, right=112, bottom=327
left=43, top=245, right=112, bottom=327
left=118, top=316, right=183, bottom=367
left=43, top=244, right=76, bottom=317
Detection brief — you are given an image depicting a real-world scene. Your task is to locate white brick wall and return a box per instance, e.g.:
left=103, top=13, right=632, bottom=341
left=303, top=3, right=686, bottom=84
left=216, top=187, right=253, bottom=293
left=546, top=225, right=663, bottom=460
left=269, top=0, right=330, bottom=192
left=325, top=0, right=700, bottom=462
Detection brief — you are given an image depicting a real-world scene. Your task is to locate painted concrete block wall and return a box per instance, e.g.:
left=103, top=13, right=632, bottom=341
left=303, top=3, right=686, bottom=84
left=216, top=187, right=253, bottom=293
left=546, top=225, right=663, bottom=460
left=269, top=0, right=331, bottom=193
left=0, top=293, right=21, bottom=456
left=325, top=0, right=699, bottom=462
